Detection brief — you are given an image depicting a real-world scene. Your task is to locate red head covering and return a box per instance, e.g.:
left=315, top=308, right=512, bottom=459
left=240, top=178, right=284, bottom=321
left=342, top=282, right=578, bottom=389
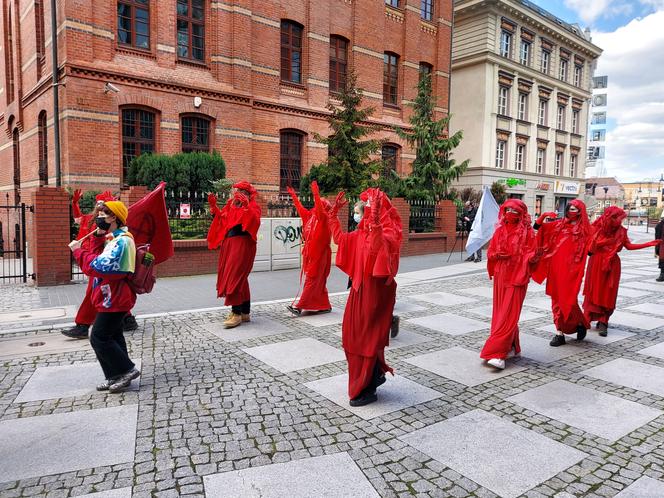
left=553, top=199, right=592, bottom=263
left=233, top=181, right=257, bottom=200
left=95, top=191, right=116, bottom=202
left=488, top=199, right=536, bottom=283
left=590, top=206, right=627, bottom=256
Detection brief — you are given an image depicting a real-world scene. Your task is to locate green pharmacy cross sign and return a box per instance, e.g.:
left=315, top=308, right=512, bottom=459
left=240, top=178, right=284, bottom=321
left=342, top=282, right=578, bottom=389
left=499, top=178, right=527, bottom=188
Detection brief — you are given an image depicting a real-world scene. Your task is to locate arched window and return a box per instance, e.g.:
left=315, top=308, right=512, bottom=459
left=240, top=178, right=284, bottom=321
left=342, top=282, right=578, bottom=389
left=5, top=5, right=15, bottom=103
left=383, top=52, right=399, bottom=105
left=281, top=20, right=303, bottom=84
left=121, top=107, right=156, bottom=179
left=118, top=0, right=151, bottom=50
left=329, top=35, right=348, bottom=93
left=419, top=62, right=433, bottom=82
left=280, top=130, right=304, bottom=192
left=12, top=128, right=20, bottom=203
left=177, top=0, right=205, bottom=61
left=381, top=144, right=400, bottom=175
left=38, top=111, right=48, bottom=185
left=35, top=1, right=46, bottom=78
left=181, top=114, right=210, bottom=153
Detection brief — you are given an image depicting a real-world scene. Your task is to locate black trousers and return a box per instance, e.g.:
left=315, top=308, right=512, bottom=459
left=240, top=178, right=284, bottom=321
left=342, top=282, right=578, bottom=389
left=90, top=312, right=135, bottom=379
left=232, top=300, right=251, bottom=314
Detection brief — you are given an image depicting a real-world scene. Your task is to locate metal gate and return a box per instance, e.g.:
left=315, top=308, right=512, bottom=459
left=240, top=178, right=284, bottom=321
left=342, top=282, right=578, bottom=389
left=0, top=193, right=33, bottom=284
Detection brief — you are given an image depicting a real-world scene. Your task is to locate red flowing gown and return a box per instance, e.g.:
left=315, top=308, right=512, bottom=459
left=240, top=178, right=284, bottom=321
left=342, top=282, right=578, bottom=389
left=73, top=208, right=98, bottom=326
left=330, top=194, right=402, bottom=399
left=207, top=196, right=261, bottom=306
left=289, top=190, right=332, bottom=311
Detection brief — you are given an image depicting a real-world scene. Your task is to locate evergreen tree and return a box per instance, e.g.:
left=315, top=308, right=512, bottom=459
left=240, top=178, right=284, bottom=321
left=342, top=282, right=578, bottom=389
left=300, top=71, right=385, bottom=196
left=397, top=73, right=469, bottom=201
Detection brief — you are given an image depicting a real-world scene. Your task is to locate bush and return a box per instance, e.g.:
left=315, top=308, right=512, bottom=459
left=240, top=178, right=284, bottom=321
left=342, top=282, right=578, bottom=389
left=127, top=152, right=226, bottom=192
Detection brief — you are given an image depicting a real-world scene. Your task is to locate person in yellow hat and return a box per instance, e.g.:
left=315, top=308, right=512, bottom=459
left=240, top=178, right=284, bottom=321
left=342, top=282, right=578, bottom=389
left=69, top=200, right=140, bottom=393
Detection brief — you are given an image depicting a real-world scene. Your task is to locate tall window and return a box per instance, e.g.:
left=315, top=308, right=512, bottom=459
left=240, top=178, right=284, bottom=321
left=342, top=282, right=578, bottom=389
left=536, top=148, right=545, bottom=174
left=12, top=128, right=20, bottom=203
left=281, top=20, right=303, bottom=84
left=500, top=30, right=512, bottom=58
left=570, top=154, right=577, bottom=177
left=557, top=105, right=565, bottom=130
left=329, top=36, right=348, bottom=93
left=5, top=5, right=15, bottom=102
left=280, top=131, right=303, bottom=192
left=122, top=109, right=156, bottom=178
left=519, top=40, right=530, bottom=66
left=419, top=62, right=433, bottom=82
left=177, top=0, right=204, bottom=61
left=555, top=152, right=563, bottom=176
left=38, top=111, right=48, bottom=186
left=538, top=99, right=548, bottom=126
left=420, top=0, right=433, bottom=21
left=382, top=144, right=399, bottom=175
left=35, top=0, right=46, bottom=77
left=559, top=58, right=568, bottom=81
left=515, top=144, right=525, bottom=171
left=495, top=140, right=506, bottom=169
left=571, top=110, right=579, bottom=134
left=181, top=115, right=210, bottom=153
left=385, top=0, right=399, bottom=7
left=383, top=52, right=399, bottom=105
left=118, top=0, right=150, bottom=50
left=497, top=86, right=509, bottom=116
left=517, top=93, right=528, bottom=121
left=574, top=64, right=582, bottom=86
left=541, top=50, right=550, bottom=74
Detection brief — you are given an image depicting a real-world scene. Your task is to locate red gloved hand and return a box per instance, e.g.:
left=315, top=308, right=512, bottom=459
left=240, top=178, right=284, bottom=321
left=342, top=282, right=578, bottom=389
left=72, top=189, right=83, bottom=205
left=207, top=193, right=218, bottom=209
left=330, top=191, right=347, bottom=216
left=371, top=191, right=383, bottom=226
left=311, top=181, right=321, bottom=199
left=286, top=185, right=296, bottom=197
left=536, top=212, right=557, bottom=225
left=234, top=192, right=249, bottom=207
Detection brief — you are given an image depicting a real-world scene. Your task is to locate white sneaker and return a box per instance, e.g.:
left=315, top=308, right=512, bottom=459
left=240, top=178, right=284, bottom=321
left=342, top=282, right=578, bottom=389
left=487, top=358, right=506, bottom=370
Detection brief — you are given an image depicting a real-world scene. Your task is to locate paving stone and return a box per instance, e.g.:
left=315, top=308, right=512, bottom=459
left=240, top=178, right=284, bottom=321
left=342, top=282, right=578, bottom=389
left=622, top=281, right=664, bottom=293
left=242, top=338, right=345, bottom=373
left=386, top=330, right=432, bottom=349
left=203, top=452, right=380, bottom=497
left=523, top=297, right=554, bottom=311
left=607, top=311, right=664, bottom=331
left=400, top=409, right=587, bottom=498
left=296, top=308, right=345, bottom=327
left=637, top=341, right=664, bottom=360
left=538, top=324, right=635, bottom=345
left=304, top=374, right=442, bottom=420
left=405, top=346, right=525, bottom=387
left=15, top=361, right=141, bottom=402
left=582, top=358, right=664, bottom=397
left=406, top=313, right=488, bottom=336
left=614, top=476, right=664, bottom=497
left=0, top=333, right=91, bottom=360
left=618, top=288, right=652, bottom=299
left=410, top=291, right=477, bottom=307
left=468, top=305, right=545, bottom=322
left=627, top=302, right=664, bottom=317
left=77, top=488, right=133, bottom=498
left=507, top=380, right=663, bottom=441
left=0, top=405, right=138, bottom=483
left=518, top=334, right=582, bottom=364
left=393, top=300, right=427, bottom=314
left=457, top=286, right=494, bottom=299
left=202, top=316, right=291, bottom=342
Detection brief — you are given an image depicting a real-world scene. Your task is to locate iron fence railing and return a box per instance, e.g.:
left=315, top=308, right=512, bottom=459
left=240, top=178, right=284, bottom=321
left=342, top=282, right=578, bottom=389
left=408, top=199, right=436, bottom=233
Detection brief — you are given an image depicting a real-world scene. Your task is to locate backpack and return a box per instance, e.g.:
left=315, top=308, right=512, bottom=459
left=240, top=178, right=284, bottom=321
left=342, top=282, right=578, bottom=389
left=128, top=243, right=156, bottom=294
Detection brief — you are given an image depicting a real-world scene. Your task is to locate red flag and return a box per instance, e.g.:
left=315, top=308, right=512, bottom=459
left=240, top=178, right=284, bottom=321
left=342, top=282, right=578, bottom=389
left=126, top=182, right=174, bottom=265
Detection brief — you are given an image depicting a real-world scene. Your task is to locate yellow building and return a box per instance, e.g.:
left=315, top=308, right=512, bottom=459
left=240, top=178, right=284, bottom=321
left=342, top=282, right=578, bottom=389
left=622, top=181, right=664, bottom=210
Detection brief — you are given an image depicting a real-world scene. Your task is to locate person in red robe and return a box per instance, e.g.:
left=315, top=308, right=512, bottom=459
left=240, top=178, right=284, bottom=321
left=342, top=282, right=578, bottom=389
left=583, top=206, right=658, bottom=336
left=207, top=181, right=262, bottom=329
left=481, top=199, right=541, bottom=370
left=286, top=181, right=332, bottom=315
left=327, top=188, right=402, bottom=407
left=533, top=200, right=592, bottom=347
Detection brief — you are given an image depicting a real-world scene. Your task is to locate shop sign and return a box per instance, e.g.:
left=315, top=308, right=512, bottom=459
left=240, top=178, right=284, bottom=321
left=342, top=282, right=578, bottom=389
left=498, top=177, right=527, bottom=190
left=554, top=181, right=580, bottom=195
left=535, top=183, right=551, bottom=191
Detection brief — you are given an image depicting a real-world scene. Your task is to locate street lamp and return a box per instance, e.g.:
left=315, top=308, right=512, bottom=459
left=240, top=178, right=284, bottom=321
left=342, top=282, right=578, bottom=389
left=603, top=185, right=609, bottom=212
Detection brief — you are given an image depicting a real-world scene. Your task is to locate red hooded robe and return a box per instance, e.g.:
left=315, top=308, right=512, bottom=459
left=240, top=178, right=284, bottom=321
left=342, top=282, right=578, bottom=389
left=329, top=188, right=402, bottom=399
left=583, top=206, right=656, bottom=325
left=288, top=183, right=332, bottom=311
left=533, top=199, right=592, bottom=334
left=207, top=181, right=262, bottom=306
left=480, top=200, right=538, bottom=360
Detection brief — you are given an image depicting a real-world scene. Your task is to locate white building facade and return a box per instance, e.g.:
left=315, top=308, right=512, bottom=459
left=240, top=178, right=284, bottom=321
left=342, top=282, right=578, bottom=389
left=449, top=0, right=602, bottom=216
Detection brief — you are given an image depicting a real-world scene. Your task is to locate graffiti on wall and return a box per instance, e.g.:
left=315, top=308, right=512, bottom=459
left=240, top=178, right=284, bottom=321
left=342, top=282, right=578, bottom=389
left=273, top=224, right=303, bottom=249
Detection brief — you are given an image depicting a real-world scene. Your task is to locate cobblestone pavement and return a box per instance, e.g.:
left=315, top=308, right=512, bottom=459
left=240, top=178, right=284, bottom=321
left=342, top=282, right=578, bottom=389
left=2, top=240, right=664, bottom=497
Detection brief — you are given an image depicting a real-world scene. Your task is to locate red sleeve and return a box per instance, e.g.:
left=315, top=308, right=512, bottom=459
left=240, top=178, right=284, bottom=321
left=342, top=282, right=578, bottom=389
left=624, top=230, right=657, bottom=250
left=486, top=233, right=500, bottom=279
left=72, top=236, right=129, bottom=281
left=72, top=199, right=83, bottom=221
left=288, top=190, right=311, bottom=224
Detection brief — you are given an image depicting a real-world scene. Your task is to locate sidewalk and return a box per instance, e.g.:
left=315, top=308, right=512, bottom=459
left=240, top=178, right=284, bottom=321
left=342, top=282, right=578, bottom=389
left=1, top=228, right=664, bottom=497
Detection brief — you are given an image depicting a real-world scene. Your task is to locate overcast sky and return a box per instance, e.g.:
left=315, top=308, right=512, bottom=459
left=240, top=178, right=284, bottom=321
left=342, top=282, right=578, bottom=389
left=536, top=0, right=664, bottom=182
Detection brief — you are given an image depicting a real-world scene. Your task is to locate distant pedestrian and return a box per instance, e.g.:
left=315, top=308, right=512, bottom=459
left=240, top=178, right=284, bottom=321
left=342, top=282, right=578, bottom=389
left=463, top=201, right=482, bottom=262
left=207, top=181, right=261, bottom=329
left=533, top=200, right=592, bottom=347
left=68, top=200, right=140, bottom=393
left=481, top=200, right=541, bottom=369
left=583, top=207, right=658, bottom=336
left=655, top=213, right=664, bottom=282
left=286, top=181, right=332, bottom=316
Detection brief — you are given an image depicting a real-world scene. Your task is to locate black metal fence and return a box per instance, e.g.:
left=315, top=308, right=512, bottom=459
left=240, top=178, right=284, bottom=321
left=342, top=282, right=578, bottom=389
left=1, top=193, right=32, bottom=284
left=408, top=199, right=436, bottom=233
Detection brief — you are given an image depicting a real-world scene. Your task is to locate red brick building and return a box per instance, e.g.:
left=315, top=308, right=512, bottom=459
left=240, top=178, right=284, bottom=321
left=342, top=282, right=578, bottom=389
left=1, top=0, right=452, bottom=200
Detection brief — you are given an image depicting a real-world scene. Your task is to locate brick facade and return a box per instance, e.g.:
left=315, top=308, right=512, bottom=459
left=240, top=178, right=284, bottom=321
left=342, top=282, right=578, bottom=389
left=1, top=0, right=453, bottom=200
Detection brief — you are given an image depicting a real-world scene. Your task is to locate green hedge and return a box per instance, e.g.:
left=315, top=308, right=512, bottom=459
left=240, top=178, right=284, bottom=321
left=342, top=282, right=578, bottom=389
left=126, top=152, right=226, bottom=192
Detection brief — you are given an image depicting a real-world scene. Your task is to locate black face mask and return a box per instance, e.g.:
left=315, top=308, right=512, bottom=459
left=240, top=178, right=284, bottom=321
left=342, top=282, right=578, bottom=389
left=95, top=217, right=111, bottom=231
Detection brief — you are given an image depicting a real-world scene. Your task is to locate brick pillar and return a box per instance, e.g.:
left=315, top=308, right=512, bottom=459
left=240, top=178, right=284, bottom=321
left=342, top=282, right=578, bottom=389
left=255, top=191, right=270, bottom=215
left=32, top=187, right=72, bottom=286
left=437, top=200, right=458, bottom=252
left=391, top=198, right=411, bottom=256
left=119, top=185, right=149, bottom=207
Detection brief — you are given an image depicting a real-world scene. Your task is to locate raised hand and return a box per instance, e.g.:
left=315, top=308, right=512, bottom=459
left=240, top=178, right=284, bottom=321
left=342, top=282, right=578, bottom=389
left=287, top=185, right=297, bottom=197
left=207, top=193, right=218, bottom=208
left=72, top=189, right=82, bottom=204
left=371, top=191, right=383, bottom=225
left=330, top=191, right=347, bottom=216
left=234, top=192, right=249, bottom=207
left=311, top=181, right=321, bottom=199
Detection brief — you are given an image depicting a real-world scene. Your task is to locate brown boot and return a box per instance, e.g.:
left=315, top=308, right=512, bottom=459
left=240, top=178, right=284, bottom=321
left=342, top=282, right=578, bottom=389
left=223, top=312, right=242, bottom=329
left=241, top=313, right=251, bottom=323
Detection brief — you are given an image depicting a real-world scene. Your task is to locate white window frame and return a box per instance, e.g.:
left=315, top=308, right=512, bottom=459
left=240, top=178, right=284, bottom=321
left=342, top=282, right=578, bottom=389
left=500, top=31, right=512, bottom=58
left=498, top=86, right=509, bottom=116
left=559, top=58, right=568, bottom=81
left=570, top=154, right=577, bottom=177
left=541, top=49, right=550, bottom=74
left=574, top=64, right=582, bottom=86
left=536, top=148, right=545, bottom=174
left=515, top=144, right=525, bottom=171
left=518, top=92, right=528, bottom=121
left=572, top=110, right=579, bottom=134
left=557, top=105, right=565, bottom=130
left=555, top=152, right=563, bottom=176
left=496, top=140, right=507, bottom=169
left=519, top=40, right=530, bottom=65
left=538, top=99, right=547, bottom=126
